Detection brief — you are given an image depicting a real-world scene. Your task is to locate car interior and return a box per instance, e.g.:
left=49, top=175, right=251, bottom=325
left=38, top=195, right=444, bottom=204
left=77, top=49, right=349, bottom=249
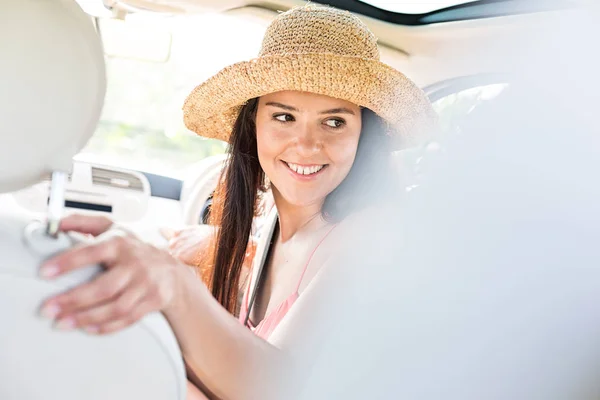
left=0, top=0, right=583, bottom=398
left=2, top=0, right=578, bottom=242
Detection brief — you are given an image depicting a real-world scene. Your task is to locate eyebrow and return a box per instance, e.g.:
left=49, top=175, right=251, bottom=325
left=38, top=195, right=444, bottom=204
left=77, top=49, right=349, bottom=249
left=319, top=107, right=356, bottom=115
left=265, top=102, right=299, bottom=112
left=265, top=102, right=356, bottom=115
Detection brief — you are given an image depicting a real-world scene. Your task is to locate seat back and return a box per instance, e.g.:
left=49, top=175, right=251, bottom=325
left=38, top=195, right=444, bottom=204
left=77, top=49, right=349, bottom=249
left=0, top=1, right=186, bottom=398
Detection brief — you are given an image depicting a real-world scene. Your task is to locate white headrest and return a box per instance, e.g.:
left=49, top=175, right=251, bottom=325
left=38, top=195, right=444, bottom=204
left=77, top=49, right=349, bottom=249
left=0, top=0, right=106, bottom=193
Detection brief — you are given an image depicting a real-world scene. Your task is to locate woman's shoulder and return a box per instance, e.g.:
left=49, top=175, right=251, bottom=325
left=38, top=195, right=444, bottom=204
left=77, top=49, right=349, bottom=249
left=339, top=200, right=399, bottom=231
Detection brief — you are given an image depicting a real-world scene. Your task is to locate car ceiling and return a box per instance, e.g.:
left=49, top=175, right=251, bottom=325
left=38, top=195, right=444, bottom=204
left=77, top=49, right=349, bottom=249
left=97, top=0, right=576, bottom=86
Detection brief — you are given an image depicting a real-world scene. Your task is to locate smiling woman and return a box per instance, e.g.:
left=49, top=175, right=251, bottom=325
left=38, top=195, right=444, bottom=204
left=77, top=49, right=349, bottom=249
left=256, top=92, right=363, bottom=209
left=40, top=5, right=436, bottom=400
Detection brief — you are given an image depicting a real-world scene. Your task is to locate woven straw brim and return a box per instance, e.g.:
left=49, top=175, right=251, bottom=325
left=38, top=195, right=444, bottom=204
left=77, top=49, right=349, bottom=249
left=183, top=53, right=437, bottom=148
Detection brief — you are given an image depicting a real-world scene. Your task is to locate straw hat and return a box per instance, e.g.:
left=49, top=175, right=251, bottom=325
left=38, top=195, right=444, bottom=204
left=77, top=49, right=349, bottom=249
left=182, top=4, right=436, bottom=147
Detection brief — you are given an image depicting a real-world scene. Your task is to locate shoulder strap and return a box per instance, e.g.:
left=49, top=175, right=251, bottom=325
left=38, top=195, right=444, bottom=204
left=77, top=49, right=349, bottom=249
left=294, top=223, right=338, bottom=293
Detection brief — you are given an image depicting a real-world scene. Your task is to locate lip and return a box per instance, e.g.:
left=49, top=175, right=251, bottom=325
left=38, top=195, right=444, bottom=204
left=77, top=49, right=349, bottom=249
left=281, top=160, right=328, bottom=181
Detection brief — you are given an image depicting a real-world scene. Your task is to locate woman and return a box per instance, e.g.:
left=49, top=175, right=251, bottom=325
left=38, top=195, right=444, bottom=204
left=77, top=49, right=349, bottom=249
left=38, top=5, right=435, bottom=399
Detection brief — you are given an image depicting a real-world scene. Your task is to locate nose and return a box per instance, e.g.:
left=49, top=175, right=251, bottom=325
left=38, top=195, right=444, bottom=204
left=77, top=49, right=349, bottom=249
left=294, top=121, right=321, bottom=157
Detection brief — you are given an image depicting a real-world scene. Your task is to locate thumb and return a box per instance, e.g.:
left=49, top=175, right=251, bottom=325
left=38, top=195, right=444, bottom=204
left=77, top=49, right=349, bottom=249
left=58, top=213, right=115, bottom=237
left=159, top=227, right=177, bottom=241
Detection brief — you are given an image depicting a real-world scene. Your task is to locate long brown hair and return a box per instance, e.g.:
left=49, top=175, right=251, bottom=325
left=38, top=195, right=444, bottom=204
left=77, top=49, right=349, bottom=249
left=206, top=97, right=398, bottom=314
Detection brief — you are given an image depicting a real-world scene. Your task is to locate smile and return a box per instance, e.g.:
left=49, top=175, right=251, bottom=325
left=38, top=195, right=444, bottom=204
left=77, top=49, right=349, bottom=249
left=283, top=161, right=327, bottom=176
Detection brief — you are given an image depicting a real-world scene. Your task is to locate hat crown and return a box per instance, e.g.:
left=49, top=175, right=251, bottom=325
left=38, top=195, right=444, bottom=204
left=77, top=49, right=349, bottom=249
left=259, top=5, right=380, bottom=60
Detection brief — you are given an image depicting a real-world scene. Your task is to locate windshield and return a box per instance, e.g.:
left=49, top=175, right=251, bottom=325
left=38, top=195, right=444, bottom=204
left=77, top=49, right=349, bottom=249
left=76, top=12, right=267, bottom=179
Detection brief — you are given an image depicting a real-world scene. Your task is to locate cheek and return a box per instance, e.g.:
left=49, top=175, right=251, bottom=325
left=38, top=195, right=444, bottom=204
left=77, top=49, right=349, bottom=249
left=255, top=121, right=282, bottom=170
left=328, top=134, right=361, bottom=171
left=255, top=120, right=271, bottom=155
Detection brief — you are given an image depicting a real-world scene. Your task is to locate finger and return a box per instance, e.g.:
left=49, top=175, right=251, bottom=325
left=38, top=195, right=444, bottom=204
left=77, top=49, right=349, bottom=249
left=41, top=266, right=135, bottom=318
left=59, top=213, right=115, bottom=236
left=159, top=227, right=177, bottom=240
left=87, top=298, right=157, bottom=335
left=167, top=236, right=183, bottom=252
left=39, top=236, right=124, bottom=278
left=56, top=282, right=146, bottom=331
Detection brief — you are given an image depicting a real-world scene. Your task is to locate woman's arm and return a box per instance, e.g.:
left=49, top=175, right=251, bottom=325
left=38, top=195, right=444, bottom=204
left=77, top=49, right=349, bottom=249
left=162, top=225, right=256, bottom=290
left=39, top=214, right=294, bottom=400
left=166, top=266, right=290, bottom=400
left=186, top=380, right=211, bottom=400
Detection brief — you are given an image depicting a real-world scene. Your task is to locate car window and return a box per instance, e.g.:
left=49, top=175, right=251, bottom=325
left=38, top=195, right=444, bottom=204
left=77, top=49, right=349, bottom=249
left=75, top=12, right=267, bottom=178
left=394, top=81, right=509, bottom=188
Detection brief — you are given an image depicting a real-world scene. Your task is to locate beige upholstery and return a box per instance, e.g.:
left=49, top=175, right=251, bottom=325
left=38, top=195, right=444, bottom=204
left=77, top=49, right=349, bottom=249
left=0, top=1, right=186, bottom=398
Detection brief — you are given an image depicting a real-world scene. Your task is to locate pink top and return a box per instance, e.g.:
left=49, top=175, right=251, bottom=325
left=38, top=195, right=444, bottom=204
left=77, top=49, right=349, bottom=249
left=239, top=223, right=337, bottom=340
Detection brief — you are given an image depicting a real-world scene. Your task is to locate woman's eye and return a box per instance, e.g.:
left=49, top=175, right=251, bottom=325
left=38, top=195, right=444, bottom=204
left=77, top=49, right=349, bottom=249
left=274, top=113, right=294, bottom=122
left=325, top=118, right=345, bottom=128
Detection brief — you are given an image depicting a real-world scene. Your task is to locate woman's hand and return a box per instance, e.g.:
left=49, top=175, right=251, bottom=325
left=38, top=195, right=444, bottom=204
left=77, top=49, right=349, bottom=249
left=161, top=225, right=215, bottom=267
left=162, top=224, right=258, bottom=288
left=39, top=214, right=186, bottom=335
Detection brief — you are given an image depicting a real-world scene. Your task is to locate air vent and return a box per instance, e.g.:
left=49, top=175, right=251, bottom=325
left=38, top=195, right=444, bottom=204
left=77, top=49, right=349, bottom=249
left=41, top=172, right=72, bottom=182
left=91, top=167, right=144, bottom=192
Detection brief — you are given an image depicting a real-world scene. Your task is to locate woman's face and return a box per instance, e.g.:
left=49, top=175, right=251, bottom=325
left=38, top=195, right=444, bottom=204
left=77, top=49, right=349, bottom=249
left=256, top=91, right=362, bottom=208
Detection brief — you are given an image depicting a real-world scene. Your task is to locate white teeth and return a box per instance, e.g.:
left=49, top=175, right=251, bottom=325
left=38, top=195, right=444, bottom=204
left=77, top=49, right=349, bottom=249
left=286, top=162, right=324, bottom=175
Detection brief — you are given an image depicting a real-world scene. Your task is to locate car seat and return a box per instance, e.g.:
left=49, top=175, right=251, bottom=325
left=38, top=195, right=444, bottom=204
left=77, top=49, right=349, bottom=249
left=0, top=1, right=186, bottom=399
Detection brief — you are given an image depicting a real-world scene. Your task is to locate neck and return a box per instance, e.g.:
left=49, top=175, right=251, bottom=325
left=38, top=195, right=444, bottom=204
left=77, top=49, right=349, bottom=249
left=271, top=187, right=328, bottom=242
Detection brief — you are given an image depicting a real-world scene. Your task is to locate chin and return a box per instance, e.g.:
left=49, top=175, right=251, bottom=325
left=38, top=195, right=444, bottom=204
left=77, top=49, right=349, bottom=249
left=284, top=195, right=325, bottom=208
left=276, top=187, right=329, bottom=209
